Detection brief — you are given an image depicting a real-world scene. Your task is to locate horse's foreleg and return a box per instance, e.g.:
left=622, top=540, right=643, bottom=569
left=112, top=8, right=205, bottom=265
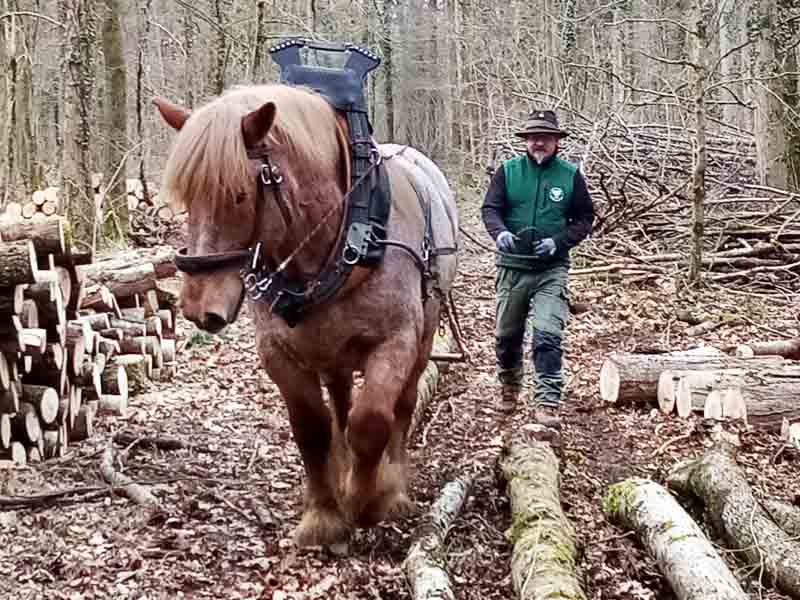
left=344, top=338, right=416, bottom=526
left=269, top=363, right=350, bottom=547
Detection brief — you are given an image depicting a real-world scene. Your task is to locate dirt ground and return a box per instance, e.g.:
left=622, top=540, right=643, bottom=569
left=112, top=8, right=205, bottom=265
left=1, top=193, right=798, bottom=600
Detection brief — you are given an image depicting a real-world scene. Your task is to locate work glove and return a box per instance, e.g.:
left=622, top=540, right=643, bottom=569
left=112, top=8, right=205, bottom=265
left=532, top=237, right=557, bottom=257
left=496, top=231, right=518, bottom=253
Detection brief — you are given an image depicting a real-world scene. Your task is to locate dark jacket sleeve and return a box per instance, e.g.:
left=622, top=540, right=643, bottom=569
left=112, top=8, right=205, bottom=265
left=481, top=167, right=510, bottom=241
left=554, top=169, right=594, bottom=251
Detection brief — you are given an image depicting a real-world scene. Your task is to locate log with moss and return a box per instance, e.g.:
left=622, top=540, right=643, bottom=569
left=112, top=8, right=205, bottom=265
left=404, top=475, right=473, bottom=600
left=667, top=442, right=800, bottom=598
left=603, top=478, right=747, bottom=600
left=501, top=437, right=586, bottom=600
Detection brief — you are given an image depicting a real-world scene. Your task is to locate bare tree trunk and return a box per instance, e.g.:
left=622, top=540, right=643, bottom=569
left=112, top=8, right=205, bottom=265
left=182, top=5, right=195, bottom=108
left=718, top=0, right=746, bottom=129
left=689, top=3, right=708, bottom=283
left=209, top=0, right=228, bottom=97
left=62, top=0, right=98, bottom=254
left=101, top=0, right=128, bottom=245
left=3, top=7, right=17, bottom=206
left=251, top=0, right=268, bottom=81
left=380, top=0, right=394, bottom=141
left=751, top=0, right=788, bottom=188
left=14, top=40, right=34, bottom=198
left=135, top=0, right=152, bottom=203
left=0, top=2, right=7, bottom=207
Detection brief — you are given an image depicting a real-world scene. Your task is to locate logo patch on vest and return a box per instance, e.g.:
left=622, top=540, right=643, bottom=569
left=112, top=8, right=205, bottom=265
left=549, top=187, right=564, bottom=203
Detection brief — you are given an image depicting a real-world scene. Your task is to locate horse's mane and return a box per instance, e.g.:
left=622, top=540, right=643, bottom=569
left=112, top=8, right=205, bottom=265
left=162, top=84, right=343, bottom=211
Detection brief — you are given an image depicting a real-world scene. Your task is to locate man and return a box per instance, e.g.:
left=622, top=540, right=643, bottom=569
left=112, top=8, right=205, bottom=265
left=481, top=109, right=593, bottom=428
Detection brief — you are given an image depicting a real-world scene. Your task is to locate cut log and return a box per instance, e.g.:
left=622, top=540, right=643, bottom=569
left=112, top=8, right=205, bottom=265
left=69, top=404, right=95, bottom=442
left=1, top=441, right=26, bottom=465
left=0, top=413, right=10, bottom=448
left=599, top=353, right=786, bottom=404
left=603, top=478, right=747, bottom=600
left=0, top=216, right=66, bottom=257
left=79, top=263, right=157, bottom=308
left=0, top=240, right=38, bottom=287
left=0, top=353, right=9, bottom=391
left=0, top=382, right=20, bottom=414
left=735, top=338, right=800, bottom=360
left=21, top=385, right=60, bottom=425
left=667, top=442, right=800, bottom=598
left=669, top=368, right=800, bottom=429
left=501, top=437, right=586, bottom=600
left=101, top=365, right=128, bottom=399
left=112, top=354, right=151, bottom=395
left=12, top=402, right=41, bottom=444
left=0, top=284, right=25, bottom=318
left=151, top=363, right=177, bottom=383
left=160, top=338, right=176, bottom=363
left=404, top=475, right=473, bottom=600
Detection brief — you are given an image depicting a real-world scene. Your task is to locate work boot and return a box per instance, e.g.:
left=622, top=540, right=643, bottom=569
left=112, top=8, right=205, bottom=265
left=500, top=384, right=521, bottom=414
left=534, top=405, right=562, bottom=430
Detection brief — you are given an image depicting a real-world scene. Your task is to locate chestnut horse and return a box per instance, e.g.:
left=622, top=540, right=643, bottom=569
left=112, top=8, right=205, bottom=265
left=153, top=84, right=459, bottom=547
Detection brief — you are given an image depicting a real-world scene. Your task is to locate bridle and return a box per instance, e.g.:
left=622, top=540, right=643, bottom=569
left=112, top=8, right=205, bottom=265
left=172, top=141, right=385, bottom=324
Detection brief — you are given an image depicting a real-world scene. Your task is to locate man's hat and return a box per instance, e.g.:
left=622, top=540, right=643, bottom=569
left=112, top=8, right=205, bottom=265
left=514, top=109, right=568, bottom=138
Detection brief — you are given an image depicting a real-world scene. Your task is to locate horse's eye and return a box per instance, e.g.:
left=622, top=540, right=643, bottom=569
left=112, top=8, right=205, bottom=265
left=235, top=193, right=246, bottom=205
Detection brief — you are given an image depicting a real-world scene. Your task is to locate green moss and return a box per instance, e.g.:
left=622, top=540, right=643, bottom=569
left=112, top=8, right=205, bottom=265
left=602, top=478, right=639, bottom=518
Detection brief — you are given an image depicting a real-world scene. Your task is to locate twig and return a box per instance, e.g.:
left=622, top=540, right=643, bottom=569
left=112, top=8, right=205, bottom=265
left=100, top=445, right=159, bottom=505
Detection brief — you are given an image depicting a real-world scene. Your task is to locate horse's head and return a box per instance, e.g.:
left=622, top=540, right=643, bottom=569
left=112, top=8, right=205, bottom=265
left=153, top=86, right=349, bottom=333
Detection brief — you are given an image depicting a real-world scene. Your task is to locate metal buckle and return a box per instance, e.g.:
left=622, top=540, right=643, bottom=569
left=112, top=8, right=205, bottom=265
left=260, top=164, right=283, bottom=185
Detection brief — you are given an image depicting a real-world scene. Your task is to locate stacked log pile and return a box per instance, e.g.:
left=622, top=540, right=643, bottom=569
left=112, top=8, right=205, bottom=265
left=0, top=215, right=180, bottom=465
left=599, top=345, right=800, bottom=429
left=0, top=176, right=184, bottom=248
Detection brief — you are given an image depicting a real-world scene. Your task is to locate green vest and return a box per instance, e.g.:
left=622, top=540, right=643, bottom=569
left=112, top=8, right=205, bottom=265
left=498, top=154, right=576, bottom=271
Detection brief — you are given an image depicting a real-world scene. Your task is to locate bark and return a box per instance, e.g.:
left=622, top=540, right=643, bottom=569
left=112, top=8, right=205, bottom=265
left=100, top=0, right=128, bottom=244
left=604, top=477, right=747, bottom=600
left=404, top=476, right=473, bottom=600
left=0, top=239, right=38, bottom=286
left=668, top=442, right=800, bottom=598
left=736, top=338, right=800, bottom=360
left=62, top=0, right=98, bottom=253
left=410, top=361, right=439, bottom=439
left=761, top=500, right=800, bottom=538
left=112, top=354, right=150, bottom=395
left=501, top=437, right=586, bottom=600
left=100, top=444, right=157, bottom=504
left=599, top=352, right=786, bottom=404
left=0, top=215, right=66, bottom=257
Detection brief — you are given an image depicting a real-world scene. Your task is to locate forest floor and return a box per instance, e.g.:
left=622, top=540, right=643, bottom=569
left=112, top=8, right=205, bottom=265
left=1, top=190, right=798, bottom=600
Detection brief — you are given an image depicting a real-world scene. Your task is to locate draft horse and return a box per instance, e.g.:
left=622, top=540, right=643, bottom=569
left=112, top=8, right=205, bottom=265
left=153, top=83, right=459, bottom=547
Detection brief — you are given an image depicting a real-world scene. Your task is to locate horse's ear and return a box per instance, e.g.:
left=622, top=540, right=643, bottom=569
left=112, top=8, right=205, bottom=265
left=152, top=97, right=191, bottom=131
left=241, top=102, right=277, bottom=148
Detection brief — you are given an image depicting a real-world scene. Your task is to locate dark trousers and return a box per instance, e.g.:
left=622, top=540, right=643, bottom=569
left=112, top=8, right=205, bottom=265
left=494, top=265, right=568, bottom=408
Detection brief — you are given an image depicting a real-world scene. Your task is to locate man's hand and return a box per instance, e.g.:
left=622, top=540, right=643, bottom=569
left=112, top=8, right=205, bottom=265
left=532, top=238, right=557, bottom=257
left=496, top=231, right=518, bottom=252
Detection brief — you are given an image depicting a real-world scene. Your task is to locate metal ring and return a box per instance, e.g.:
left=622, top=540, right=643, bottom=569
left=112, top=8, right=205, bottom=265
left=342, top=244, right=360, bottom=265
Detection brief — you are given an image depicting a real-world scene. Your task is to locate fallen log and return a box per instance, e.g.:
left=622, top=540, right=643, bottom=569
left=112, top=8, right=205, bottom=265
left=600, top=352, right=786, bottom=404
left=735, top=338, right=800, bottom=360
left=404, top=475, right=473, bottom=600
left=762, top=500, right=800, bottom=538
left=603, top=477, right=747, bottom=600
left=99, top=445, right=158, bottom=505
left=667, top=442, right=800, bottom=598
left=501, top=436, right=586, bottom=600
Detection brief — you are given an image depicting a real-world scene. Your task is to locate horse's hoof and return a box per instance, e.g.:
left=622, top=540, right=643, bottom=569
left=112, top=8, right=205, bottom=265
left=292, top=506, right=351, bottom=548
left=384, top=492, right=416, bottom=520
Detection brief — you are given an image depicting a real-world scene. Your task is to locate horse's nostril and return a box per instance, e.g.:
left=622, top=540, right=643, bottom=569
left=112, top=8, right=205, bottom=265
left=203, top=312, right=228, bottom=333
